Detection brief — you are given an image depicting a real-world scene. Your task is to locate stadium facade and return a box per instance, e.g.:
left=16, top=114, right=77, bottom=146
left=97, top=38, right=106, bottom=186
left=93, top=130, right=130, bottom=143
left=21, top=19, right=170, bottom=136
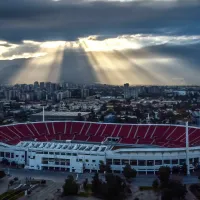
left=0, top=121, right=199, bottom=174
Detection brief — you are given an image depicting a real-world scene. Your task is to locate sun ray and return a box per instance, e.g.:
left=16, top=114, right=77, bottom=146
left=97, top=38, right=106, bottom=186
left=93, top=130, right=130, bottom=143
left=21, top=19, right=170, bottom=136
left=10, top=41, right=65, bottom=84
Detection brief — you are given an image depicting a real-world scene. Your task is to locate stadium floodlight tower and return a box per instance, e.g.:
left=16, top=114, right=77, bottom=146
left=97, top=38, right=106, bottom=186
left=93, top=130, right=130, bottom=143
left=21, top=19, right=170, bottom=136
left=42, top=106, right=45, bottom=122
left=185, top=121, right=190, bottom=175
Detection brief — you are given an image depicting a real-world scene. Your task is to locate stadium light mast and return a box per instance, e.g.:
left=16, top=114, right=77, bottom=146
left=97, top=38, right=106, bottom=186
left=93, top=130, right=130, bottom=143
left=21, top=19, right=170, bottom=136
left=186, top=121, right=190, bottom=175
left=43, top=106, right=45, bottom=122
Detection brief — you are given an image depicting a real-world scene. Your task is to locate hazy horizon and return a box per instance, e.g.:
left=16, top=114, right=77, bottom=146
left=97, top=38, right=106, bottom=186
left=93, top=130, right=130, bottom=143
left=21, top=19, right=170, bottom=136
left=1, top=0, right=200, bottom=85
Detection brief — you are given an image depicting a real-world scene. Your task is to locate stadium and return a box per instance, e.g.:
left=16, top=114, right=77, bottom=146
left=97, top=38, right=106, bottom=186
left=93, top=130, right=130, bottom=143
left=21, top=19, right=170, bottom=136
left=0, top=121, right=199, bottom=174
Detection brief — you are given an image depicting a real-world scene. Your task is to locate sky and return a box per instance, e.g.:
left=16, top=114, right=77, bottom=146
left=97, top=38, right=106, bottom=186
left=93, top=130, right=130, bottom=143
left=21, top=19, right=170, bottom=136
left=0, top=0, right=200, bottom=85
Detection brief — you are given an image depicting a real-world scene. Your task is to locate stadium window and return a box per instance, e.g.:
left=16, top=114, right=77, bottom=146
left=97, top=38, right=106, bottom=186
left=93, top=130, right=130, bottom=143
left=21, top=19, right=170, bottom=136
left=49, top=152, right=54, bottom=155
left=138, top=160, right=146, bottom=166
left=55, top=152, right=60, bottom=155
left=66, top=162, right=70, bottom=166
left=21, top=155, right=24, bottom=158
left=66, top=153, right=71, bottom=156
left=194, top=158, right=199, bottom=164
left=0, top=152, right=4, bottom=157
left=106, top=159, right=112, bottom=165
left=164, top=160, right=170, bottom=165
left=189, top=158, right=193, bottom=164
left=61, top=153, right=65, bottom=155
left=92, top=160, right=96, bottom=163
left=172, top=159, right=178, bottom=165
left=5, top=152, right=10, bottom=158
left=79, top=159, right=82, bottom=162
left=86, top=159, right=89, bottom=162
left=72, top=153, right=77, bottom=156
left=113, top=159, right=120, bottom=165
left=15, top=155, right=19, bottom=157
left=11, top=153, right=14, bottom=158
left=130, top=160, right=137, bottom=166
left=122, top=159, right=129, bottom=165
left=44, top=152, right=48, bottom=154
left=36, top=152, right=43, bottom=154
left=179, top=159, right=186, bottom=165
left=147, top=160, right=154, bottom=166
left=155, top=160, right=162, bottom=165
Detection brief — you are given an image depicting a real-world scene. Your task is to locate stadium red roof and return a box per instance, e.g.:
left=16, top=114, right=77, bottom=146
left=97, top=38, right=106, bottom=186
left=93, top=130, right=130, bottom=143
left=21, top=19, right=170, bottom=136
left=0, top=122, right=199, bottom=148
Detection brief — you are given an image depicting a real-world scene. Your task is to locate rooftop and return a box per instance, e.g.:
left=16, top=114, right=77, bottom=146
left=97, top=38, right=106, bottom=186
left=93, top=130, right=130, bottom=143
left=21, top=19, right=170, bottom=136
left=16, top=141, right=108, bottom=153
left=32, top=111, right=90, bottom=117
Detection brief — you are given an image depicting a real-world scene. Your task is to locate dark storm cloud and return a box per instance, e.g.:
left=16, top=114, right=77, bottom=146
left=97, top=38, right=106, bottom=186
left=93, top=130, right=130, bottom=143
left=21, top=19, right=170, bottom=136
left=0, top=0, right=200, bottom=42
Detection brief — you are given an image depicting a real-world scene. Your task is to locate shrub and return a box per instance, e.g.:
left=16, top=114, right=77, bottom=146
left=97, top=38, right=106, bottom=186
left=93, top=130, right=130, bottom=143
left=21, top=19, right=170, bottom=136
left=152, top=179, right=159, bottom=190
left=79, top=192, right=90, bottom=197
left=62, top=175, right=79, bottom=196
left=14, top=177, right=19, bottom=181
left=41, top=180, right=46, bottom=184
left=123, top=164, right=137, bottom=179
left=9, top=180, right=14, bottom=185
left=0, top=170, right=6, bottom=179
left=139, top=186, right=153, bottom=191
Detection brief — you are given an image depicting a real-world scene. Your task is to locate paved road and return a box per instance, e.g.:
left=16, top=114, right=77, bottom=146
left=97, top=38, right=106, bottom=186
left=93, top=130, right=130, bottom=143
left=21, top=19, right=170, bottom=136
left=2, top=168, right=200, bottom=186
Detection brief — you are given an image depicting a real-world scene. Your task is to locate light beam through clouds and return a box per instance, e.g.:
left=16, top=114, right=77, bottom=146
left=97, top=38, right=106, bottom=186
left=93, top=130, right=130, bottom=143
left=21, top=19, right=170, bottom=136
left=10, top=41, right=65, bottom=84
left=1, top=34, right=200, bottom=85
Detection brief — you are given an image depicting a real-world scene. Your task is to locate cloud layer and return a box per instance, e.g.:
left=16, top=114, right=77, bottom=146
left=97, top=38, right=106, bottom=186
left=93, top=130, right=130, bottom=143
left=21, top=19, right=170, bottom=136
left=0, top=0, right=200, bottom=42
left=0, top=0, right=200, bottom=85
left=0, top=34, right=200, bottom=85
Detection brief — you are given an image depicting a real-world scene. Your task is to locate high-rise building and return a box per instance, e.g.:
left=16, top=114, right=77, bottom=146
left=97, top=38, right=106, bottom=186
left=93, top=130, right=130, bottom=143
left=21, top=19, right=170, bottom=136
left=81, top=89, right=89, bottom=98
left=34, top=81, right=39, bottom=89
left=45, top=82, right=51, bottom=92
left=124, top=83, right=130, bottom=99
left=130, top=88, right=139, bottom=99
left=124, top=83, right=138, bottom=99
left=40, top=82, right=45, bottom=90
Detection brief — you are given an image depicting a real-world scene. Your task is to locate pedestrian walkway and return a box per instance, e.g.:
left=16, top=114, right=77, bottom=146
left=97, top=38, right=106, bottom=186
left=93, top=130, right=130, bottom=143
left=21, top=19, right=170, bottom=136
left=0, top=177, right=9, bottom=194
left=20, top=181, right=63, bottom=200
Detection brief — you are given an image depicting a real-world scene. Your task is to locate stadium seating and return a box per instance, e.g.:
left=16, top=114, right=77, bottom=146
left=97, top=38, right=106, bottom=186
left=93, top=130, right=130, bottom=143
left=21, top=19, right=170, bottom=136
left=0, top=122, right=200, bottom=147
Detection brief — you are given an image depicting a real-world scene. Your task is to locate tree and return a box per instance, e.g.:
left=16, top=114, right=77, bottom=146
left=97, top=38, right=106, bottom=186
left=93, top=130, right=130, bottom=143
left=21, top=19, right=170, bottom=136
left=158, top=166, right=171, bottom=188
left=11, top=161, right=17, bottom=167
left=99, top=161, right=112, bottom=173
left=181, top=163, right=187, bottom=175
left=9, top=180, right=14, bottom=186
left=41, top=180, right=46, bottom=185
left=152, top=179, right=159, bottom=190
left=99, top=161, right=105, bottom=173
left=161, top=188, right=173, bottom=200
left=1, top=158, right=9, bottom=165
left=83, top=178, right=90, bottom=192
left=169, top=180, right=187, bottom=199
left=0, top=170, right=6, bottom=179
left=62, top=175, right=79, bottom=196
left=103, top=173, right=128, bottom=200
left=123, top=164, right=137, bottom=180
left=91, top=173, right=102, bottom=196
left=161, top=180, right=187, bottom=200
left=105, top=164, right=112, bottom=173
left=76, top=113, right=84, bottom=121
left=172, top=166, right=180, bottom=174
left=157, top=166, right=187, bottom=200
